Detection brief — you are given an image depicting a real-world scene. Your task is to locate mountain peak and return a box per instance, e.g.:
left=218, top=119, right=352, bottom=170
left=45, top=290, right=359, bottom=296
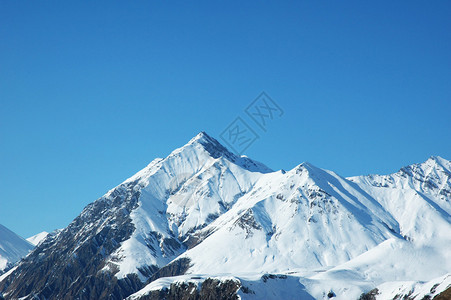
left=185, top=131, right=272, bottom=173
left=425, top=156, right=450, bottom=170
left=185, top=131, right=235, bottom=160
left=399, top=156, right=451, bottom=177
left=188, top=131, right=210, bottom=142
left=26, top=231, right=49, bottom=246
left=293, top=161, right=319, bottom=174
left=3, top=141, right=451, bottom=299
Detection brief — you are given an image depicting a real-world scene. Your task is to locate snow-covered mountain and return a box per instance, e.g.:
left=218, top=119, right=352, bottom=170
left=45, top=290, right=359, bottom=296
left=0, top=132, right=450, bottom=300
left=26, top=232, right=49, bottom=246
left=0, top=224, right=33, bottom=274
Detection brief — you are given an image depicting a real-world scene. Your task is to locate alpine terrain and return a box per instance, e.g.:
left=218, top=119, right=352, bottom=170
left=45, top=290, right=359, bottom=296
left=0, top=132, right=450, bottom=300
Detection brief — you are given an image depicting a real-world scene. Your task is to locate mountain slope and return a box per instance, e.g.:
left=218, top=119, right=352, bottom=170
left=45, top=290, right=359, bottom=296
left=349, top=156, right=451, bottom=245
left=0, top=132, right=450, bottom=300
left=174, top=162, right=400, bottom=275
left=26, top=231, right=49, bottom=246
left=103, top=132, right=272, bottom=280
left=0, top=132, right=272, bottom=299
left=0, top=224, right=33, bottom=274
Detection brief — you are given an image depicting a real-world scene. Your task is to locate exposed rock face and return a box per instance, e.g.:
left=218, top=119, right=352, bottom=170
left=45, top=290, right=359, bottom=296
left=357, top=277, right=451, bottom=300
left=358, top=289, right=379, bottom=300
left=148, top=258, right=191, bottom=283
left=434, top=286, right=451, bottom=300
left=136, top=278, right=241, bottom=300
left=0, top=181, right=143, bottom=300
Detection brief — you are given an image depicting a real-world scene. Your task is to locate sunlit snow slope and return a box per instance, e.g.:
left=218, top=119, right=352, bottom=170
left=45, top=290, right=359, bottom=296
left=26, top=232, right=49, bottom=246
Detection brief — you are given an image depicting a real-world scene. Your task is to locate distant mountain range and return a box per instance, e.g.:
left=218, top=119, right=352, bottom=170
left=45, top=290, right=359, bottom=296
left=0, top=224, right=33, bottom=275
left=1, top=132, right=450, bottom=299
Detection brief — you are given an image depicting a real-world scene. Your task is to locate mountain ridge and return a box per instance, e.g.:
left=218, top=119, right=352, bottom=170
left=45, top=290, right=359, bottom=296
left=1, top=132, right=450, bottom=300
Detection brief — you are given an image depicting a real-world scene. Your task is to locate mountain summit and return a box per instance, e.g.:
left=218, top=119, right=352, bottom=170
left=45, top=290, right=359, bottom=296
left=1, top=133, right=450, bottom=300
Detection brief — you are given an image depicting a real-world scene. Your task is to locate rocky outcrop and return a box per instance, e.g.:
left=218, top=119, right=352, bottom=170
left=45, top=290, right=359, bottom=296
left=358, top=285, right=451, bottom=300
left=136, top=278, right=241, bottom=300
left=358, top=289, right=379, bottom=300
left=148, top=258, right=191, bottom=283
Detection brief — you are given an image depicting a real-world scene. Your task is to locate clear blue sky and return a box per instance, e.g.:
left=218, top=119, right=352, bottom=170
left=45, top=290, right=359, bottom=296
left=1, top=1, right=450, bottom=237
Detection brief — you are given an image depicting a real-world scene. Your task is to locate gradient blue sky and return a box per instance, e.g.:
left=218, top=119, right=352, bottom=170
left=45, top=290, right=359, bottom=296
left=1, top=1, right=450, bottom=237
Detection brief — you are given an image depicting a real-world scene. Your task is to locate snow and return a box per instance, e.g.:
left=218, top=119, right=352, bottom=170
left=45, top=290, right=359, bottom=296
left=176, top=162, right=401, bottom=276
left=26, top=231, right=49, bottom=246
left=51, top=132, right=451, bottom=299
left=0, top=266, right=17, bottom=283
left=104, top=132, right=271, bottom=280
left=372, top=273, right=451, bottom=300
left=0, top=224, right=34, bottom=272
